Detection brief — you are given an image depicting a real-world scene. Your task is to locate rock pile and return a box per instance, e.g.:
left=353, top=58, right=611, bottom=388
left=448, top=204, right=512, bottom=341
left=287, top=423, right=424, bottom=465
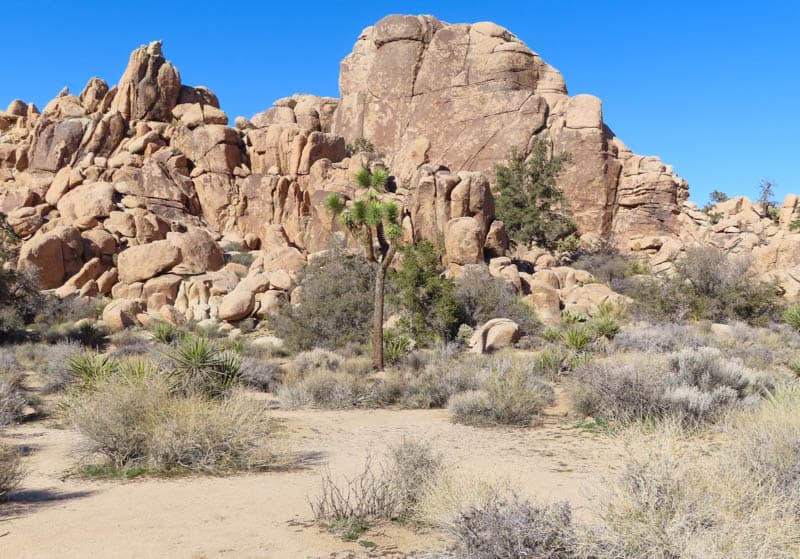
left=1, top=16, right=797, bottom=332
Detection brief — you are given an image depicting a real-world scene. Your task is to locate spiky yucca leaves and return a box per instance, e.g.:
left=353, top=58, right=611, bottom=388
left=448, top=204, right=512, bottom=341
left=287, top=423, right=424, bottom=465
left=164, top=336, right=241, bottom=398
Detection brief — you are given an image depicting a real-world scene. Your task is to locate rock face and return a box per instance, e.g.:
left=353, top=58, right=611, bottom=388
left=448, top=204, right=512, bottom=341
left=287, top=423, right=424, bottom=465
left=1, top=15, right=799, bottom=328
left=111, top=41, right=181, bottom=122
left=333, top=15, right=687, bottom=240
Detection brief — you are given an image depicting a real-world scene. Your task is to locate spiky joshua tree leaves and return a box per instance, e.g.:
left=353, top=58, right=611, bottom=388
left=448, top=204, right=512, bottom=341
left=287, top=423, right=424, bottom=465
left=325, top=167, right=402, bottom=370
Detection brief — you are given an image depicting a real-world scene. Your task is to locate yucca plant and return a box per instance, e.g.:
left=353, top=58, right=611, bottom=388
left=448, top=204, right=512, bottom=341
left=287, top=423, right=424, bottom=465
left=164, top=336, right=241, bottom=398
left=68, top=353, right=119, bottom=390
left=561, top=325, right=595, bottom=353
left=325, top=166, right=403, bottom=370
left=151, top=322, right=178, bottom=345
left=591, top=315, right=621, bottom=339
left=383, top=329, right=412, bottom=364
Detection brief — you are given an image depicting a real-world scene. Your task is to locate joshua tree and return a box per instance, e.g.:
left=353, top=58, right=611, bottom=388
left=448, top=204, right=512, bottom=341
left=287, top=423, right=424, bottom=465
left=324, top=166, right=402, bottom=370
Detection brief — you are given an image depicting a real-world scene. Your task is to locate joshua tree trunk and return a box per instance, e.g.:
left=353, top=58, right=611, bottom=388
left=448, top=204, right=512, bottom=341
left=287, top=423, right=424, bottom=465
left=372, top=264, right=385, bottom=371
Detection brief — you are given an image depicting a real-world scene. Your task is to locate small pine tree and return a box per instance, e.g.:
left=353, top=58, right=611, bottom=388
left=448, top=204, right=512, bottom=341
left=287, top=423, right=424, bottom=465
left=325, top=167, right=402, bottom=370
left=494, top=139, right=575, bottom=249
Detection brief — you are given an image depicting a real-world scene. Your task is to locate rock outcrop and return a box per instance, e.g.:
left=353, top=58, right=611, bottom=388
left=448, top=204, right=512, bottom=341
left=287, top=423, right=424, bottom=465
left=1, top=14, right=798, bottom=331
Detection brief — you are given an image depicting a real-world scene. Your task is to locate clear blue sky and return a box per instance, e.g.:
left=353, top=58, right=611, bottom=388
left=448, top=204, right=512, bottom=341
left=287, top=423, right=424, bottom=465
left=2, top=1, right=798, bottom=205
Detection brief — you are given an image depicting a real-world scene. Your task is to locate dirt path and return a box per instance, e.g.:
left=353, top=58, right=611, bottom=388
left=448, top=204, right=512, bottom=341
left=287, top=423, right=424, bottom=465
left=1, top=406, right=621, bottom=558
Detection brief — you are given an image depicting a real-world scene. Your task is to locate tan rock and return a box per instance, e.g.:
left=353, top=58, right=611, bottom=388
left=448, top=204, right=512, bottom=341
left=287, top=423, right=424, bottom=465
left=445, top=217, right=484, bottom=265
left=218, top=288, right=255, bottom=321
left=102, top=298, right=146, bottom=331
left=117, top=240, right=181, bottom=283
left=469, top=318, right=520, bottom=354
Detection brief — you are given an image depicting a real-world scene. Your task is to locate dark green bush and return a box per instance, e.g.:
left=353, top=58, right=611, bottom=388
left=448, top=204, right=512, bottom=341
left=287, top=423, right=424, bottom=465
left=271, top=248, right=374, bottom=352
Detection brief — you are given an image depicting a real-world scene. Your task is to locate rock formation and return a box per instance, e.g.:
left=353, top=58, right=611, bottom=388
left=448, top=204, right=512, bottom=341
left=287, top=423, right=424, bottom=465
left=0, top=16, right=798, bottom=332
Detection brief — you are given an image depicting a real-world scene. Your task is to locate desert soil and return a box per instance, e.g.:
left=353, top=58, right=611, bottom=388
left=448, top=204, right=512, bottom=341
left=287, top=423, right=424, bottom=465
left=0, top=392, right=622, bottom=559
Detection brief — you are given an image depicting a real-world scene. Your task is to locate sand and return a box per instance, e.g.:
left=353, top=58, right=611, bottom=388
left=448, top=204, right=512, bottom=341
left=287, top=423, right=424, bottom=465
left=1, top=397, right=621, bottom=558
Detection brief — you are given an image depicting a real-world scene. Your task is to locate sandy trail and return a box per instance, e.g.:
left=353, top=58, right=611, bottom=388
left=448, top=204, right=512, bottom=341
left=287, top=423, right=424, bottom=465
left=1, top=404, right=621, bottom=559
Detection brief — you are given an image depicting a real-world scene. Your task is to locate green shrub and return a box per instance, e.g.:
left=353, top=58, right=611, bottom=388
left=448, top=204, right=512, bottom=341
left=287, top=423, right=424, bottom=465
left=383, top=329, right=412, bottom=364
left=164, top=336, right=241, bottom=398
left=628, top=247, right=782, bottom=326
left=494, top=141, right=575, bottom=249
left=591, top=315, right=621, bottom=339
left=390, top=240, right=464, bottom=344
left=271, top=248, right=374, bottom=352
left=783, top=304, right=800, bottom=332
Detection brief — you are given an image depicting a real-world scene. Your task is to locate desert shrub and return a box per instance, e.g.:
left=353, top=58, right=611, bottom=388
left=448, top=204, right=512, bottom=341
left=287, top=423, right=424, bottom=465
left=450, top=363, right=554, bottom=426
left=386, top=348, right=486, bottom=409
left=390, top=240, right=465, bottom=344
left=310, top=437, right=443, bottom=534
left=163, top=336, right=241, bottom=398
left=289, top=370, right=365, bottom=409
left=613, top=322, right=706, bottom=353
left=63, top=372, right=275, bottom=473
left=572, top=349, right=774, bottom=426
left=667, top=346, right=774, bottom=398
left=630, top=247, right=782, bottom=325
left=21, top=340, right=83, bottom=392
left=238, top=358, right=281, bottom=392
left=292, top=348, right=342, bottom=375
left=447, top=497, right=577, bottom=559
left=271, top=248, right=374, bottom=352
left=584, top=416, right=800, bottom=559
left=571, top=242, right=649, bottom=292
left=0, top=443, right=24, bottom=502
left=724, top=387, right=800, bottom=512
left=0, top=372, right=26, bottom=426
left=455, top=266, right=539, bottom=335
left=386, top=437, right=443, bottom=520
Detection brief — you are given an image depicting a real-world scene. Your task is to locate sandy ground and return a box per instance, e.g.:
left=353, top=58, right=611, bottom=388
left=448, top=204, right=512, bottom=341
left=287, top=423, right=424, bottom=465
left=0, top=395, right=622, bottom=559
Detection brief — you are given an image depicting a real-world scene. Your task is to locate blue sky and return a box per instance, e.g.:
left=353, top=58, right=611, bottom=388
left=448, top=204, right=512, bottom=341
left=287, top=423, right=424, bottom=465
left=2, top=1, right=798, bottom=205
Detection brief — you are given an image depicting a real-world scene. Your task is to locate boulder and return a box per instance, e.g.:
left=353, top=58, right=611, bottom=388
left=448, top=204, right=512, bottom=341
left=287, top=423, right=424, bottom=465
left=217, top=288, right=255, bottom=321
left=102, top=298, right=146, bottom=331
left=110, top=40, right=181, bottom=122
left=469, top=318, right=520, bottom=354
left=445, top=217, right=484, bottom=265
left=117, top=240, right=181, bottom=283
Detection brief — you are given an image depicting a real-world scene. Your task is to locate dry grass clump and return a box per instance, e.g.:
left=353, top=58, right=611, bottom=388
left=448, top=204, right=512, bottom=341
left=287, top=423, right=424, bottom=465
left=582, top=405, right=800, bottom=559
left=571, top=347, right=775, bottom=426
left=449, top=363, right=554, bottom=426
left=613, top=322, right=707, bottom=354
left=447, top=497, right=577, bottom=559
left=62, top=358, right=277, bottom=474
left=278, top=350, right=374, bottom=409
left=0, top=443, right=24, bottom=502
left=238, top=357, right=281, bottom=392
left=0, top=348, right=27, bottom=426
left=310, top=437, right=443, bottom=537
left=21, top=340, right=84, bottom=392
